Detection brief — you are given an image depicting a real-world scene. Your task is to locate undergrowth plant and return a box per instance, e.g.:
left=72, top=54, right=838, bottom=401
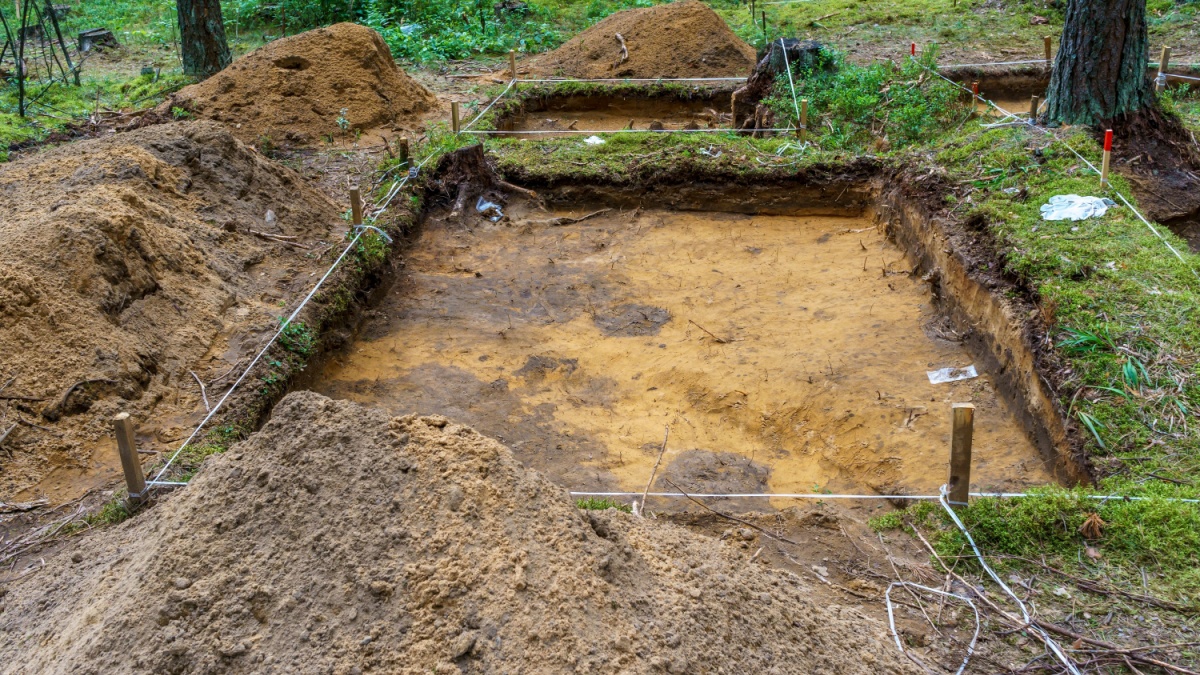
left=763, top=46, right=965, bottom=152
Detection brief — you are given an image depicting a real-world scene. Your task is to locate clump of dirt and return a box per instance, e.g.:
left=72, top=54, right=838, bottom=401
left=0, top=121, right=344, bottom=502
left=168, top=23, right=437, bottom=145
left=0, top=392, right=918, bottom=674
left=529, top=0, right=756, bottom=79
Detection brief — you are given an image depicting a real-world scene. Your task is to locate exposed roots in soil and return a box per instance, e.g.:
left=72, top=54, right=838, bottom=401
left=432, top=144, right=538, bottom=218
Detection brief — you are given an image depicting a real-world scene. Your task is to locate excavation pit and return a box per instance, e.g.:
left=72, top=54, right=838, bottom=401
left=313, top=187, right=1062, bottom=506
left=492, top=89, right=733, bottom=137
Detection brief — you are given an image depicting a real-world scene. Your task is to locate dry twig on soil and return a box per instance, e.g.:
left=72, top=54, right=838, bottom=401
left=190, top=370, right=211, bottom=412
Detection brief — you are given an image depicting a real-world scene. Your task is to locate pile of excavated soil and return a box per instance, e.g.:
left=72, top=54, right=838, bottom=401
left=529, top=0, right=757, bottom=79
left=0, top=392, right=918, bottom=674
left=0, top=121, right=344, bottom=502
left=169, top=23, right=436, bottom=145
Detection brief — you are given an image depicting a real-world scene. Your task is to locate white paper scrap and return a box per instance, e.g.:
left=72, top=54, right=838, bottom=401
left=583, top=135, right=606, bottom=145
left=927, top=365, right=978, bottom=384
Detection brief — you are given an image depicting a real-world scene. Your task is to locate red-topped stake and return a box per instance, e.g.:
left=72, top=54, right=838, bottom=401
left=1101, top=129, right=1113, bottom=186
left=911, top=42, right=916, bottom=56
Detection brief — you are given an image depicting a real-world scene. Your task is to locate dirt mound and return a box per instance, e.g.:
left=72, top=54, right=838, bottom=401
left=0, top=121, right=344, bottom=502
left=0, top=392, right=917, bottom=674
left=529, top=0, right=756, bottom=79
left=169, top=23, right=436, bottom=145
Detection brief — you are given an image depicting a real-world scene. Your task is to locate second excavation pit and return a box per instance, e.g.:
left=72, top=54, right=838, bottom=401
left=314, top=200, right=1053, bottom=505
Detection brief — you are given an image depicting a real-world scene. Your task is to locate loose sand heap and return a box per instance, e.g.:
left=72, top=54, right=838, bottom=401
left=169, top=23, right=436, bottom=145
left=0, top=392, right=917, bottom=674
left=0, top=121, right=343, bottom=501
left=529, top=0, right=757, bottom=79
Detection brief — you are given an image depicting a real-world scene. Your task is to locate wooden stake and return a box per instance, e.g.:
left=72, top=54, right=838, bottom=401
left=799, top=98, right=808, bottom=141
left=1029, top=94, right=1039, bottom=121
left=509, top=49, right=518, bottom=81
left=947, top=403, right=974, bottom=507
left=761, top=10, right=766, bottom=37
left=730, top=92, right=739, bottom=129
left=1043, top=36, right=1052, bottom=67
left=1156, top=46, right=1172, bottom=93
left=350, top=187, right=363, bottom=225
left=1101, top=128, right=1113, bottom=187
left=113, top=413, right=147, bottom=506
left=398, top=136, right=409, bottom=167
left=451, top=101, right=460, bottom=135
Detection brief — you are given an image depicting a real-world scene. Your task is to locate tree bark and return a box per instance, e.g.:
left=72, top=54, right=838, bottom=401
left=1045, top=0, right=1151, bottom=125
left=177, top=0, right=231, bottom=77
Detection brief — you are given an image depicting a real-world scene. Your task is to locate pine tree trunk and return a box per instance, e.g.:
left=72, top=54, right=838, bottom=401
left=1045, top=0, right=1150, bottom=125
left=177, top=0, right=231, bottom=77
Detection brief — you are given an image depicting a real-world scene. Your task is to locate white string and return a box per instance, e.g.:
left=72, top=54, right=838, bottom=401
left=886, top=582, right=980, bottom=675
left=1166, top=72, right=1200, bottom=82
left=938, top=486, right=1082, bottom=675
left=461, top=78, right=516, bottom=133
left=520, top=76, right=748, bottom=83
left=779, top=38, right=803, bottom=132
left=570, top=490, right=1200, bottom=503
left=938, top=58, right=1048, bottom=69
left=149, top=226, right=372, bottom=484
left=464, top=127, right=795, bottom=135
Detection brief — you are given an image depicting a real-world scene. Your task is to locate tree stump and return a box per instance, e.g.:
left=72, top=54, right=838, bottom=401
left=431, top=144, right=537, bottom=218
left=732, top=39, right=827, bottom=128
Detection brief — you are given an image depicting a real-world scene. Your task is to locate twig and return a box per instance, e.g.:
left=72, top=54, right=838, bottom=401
left=663, top=478, right=805, bottom=547
left=638, top=426, right=669, bottom=515
left=0, top=376, right=14, bottom=394
left=17, top=417, right=61, bottom=436
left=532, top=208, right=612, bottom=227
left=0, top=497, right=48, bottom=513
left=0, top=423, right=16, bottom=449
left=614, top=33, right=628, bottom=66
left=57, top=378, right=116, bottom=412
left=0, top=394, right=45, bottom=402
left=189, top=370, right=210, bottom=412
left=687, top=319, right=729, bottom=344
left=249, top=230, right=311, bottom=249
left=810, top=10, right=842, bottom=23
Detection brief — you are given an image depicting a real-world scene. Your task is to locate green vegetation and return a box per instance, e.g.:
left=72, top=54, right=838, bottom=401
left=763, top=47, right=964, bottom=150
left=576, top=497, right=633, bottom=512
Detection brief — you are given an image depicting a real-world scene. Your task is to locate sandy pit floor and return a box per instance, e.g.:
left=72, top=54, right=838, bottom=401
left=504, top=96, right=730, bottom=136
left=314, top=202, right=1053, bottom=505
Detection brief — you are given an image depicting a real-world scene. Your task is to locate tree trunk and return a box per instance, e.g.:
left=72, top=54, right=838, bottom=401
left=177, top=0, right=231, bottom=77
left=1045, top=0, right=1151, bottom=126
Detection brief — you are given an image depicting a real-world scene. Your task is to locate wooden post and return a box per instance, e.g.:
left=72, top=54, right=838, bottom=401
left=1156, top=46, right=1172, bottom=93
left=1029, top=95, right=1039, bottom=121
left=730, top=92, right=738, bottom=129
left=113, top=413, right=147, bottom=506
left=509, top=49, right=518, bottom=81
left=947, top=403, right=974, bottom=507
left=451, top=101, right=460, bottom=135
left=398, top=136, right=409, bottom=167
left=1043, top=36, right=1052, bottom=68
left=971, top=80, right=979, bottom=98
left=799, top=98, right=808, bottom=141
left=761, top=11, right=766, bottom=37
left=1100, top=129, right=1113, bottom=187
left=350, top=187, right=363, bottom=225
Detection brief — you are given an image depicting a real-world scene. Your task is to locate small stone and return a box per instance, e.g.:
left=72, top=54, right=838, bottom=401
left=71, top=553, right=83, bottom=564
left=759, top=592, right=772, bottom=604
left=446, top=485, right=464, bottom=511
left=369, top=580, right=393, bottom=597
left=173, top=577, right=192, bottom=590
left=738, top=528, right=755, bottom=541
left=688, top=587, right=702, bottom=599
left=219, top=641, right=248, bottom=658
left=812, top=565, right=828, bottom=578
left=451, top=631, right=477, bottom=659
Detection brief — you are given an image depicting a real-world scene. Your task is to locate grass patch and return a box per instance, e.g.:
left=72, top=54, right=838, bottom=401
left=577, top=497, right=633, bottom=512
